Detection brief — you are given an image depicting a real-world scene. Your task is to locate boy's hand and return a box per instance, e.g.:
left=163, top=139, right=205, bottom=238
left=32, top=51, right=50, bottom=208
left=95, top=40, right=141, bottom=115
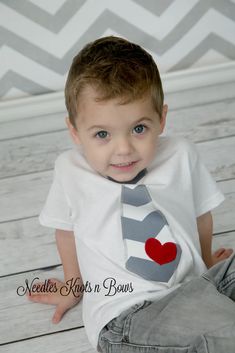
left=211, top=248, right=233, bottom=267
left=27, top=278, right=82, bottom=324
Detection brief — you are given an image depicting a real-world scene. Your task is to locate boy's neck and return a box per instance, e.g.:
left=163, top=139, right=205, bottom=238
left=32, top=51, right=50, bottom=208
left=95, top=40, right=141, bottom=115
left=107, top=168, right=147, bottom=184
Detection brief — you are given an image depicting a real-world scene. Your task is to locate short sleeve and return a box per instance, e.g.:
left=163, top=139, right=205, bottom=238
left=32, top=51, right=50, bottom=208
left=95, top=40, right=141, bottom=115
left=190, top=144, right=225, bottom=217
left=39, top=166, right=74, bottom=231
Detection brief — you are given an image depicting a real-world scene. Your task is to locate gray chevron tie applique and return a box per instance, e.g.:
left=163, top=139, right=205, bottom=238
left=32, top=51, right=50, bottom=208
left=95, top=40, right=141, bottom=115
left=121, top=185, right=182, bottom=282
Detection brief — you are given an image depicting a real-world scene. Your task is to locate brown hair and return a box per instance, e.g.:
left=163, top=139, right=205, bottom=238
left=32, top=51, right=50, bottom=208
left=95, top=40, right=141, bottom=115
left=65, top=36, right=164, bottom=127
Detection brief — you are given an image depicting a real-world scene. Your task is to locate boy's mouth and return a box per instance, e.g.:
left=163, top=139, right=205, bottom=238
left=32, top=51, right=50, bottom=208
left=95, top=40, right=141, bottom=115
left=110, top=161, right=138, bottom=170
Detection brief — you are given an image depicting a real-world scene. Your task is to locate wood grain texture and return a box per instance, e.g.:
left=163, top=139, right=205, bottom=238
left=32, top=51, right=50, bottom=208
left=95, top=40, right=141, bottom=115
left=0, top=216, right=60, bottom=276
left=213, top=231, right=235, bottom=251
left=166, top=98, right=235, bottom=142
left=1, top=130, right=71, bottom=179
left=0, top=328, right=96, bottom=353
left=197, top=136, right=235, bottom=180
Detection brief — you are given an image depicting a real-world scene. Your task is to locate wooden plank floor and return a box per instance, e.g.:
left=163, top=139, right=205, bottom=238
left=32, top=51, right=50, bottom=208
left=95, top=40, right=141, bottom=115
left=1, top=82, right=235, bottom=352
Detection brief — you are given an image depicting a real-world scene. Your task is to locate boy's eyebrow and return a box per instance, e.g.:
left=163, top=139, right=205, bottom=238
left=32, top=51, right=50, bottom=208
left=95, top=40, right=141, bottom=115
left=135, top=117, right=154, bottom=124
left=87, top=117, right=154, bottom=131
left=87, top=125, right=109, bottom=131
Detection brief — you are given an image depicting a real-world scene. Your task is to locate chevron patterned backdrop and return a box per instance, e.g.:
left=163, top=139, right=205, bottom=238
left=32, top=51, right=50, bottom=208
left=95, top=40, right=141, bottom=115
left=0, top=0, right=235, bottom=101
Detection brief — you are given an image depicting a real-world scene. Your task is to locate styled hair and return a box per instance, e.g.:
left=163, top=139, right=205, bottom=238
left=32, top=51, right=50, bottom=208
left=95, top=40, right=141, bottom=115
left=65, top=36, right=164, bottom=127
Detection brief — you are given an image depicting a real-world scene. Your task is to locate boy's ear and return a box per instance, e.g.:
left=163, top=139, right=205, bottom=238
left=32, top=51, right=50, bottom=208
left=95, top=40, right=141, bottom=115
left=66, top=117, right=81, bottom=145
left=160, top=104, right=168, bottom=133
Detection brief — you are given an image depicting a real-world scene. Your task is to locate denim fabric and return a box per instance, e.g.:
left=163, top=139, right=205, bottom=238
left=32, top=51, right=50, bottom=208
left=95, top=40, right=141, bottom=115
left=98, top=255, right=235, bottom=352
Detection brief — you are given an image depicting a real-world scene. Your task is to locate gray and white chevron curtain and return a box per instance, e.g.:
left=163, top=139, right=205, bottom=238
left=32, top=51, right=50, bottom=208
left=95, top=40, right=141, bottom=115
left=0, top=0, right=234, bottom=101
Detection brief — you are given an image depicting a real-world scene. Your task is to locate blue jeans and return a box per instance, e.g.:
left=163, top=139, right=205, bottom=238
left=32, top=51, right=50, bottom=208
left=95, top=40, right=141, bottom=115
left=98, top=255, right=235, bottom=352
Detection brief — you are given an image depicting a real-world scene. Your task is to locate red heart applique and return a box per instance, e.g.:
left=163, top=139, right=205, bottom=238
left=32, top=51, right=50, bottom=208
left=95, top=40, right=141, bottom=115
left=145, top=238, right=177, bottom=265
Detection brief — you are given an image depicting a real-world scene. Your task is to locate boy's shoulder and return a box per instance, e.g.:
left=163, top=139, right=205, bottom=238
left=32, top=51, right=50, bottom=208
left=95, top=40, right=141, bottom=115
left=54, top=147, right=89, bottom=172
left=146, top=136, right=199, bottom=183
left=157, top=135, right=198, bottom=162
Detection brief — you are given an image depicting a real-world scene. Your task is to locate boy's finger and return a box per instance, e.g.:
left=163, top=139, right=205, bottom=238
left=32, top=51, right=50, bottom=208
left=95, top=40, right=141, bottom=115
left=48, top=278, right=60, bottom=285
left=214, top=248, right=226, bottom=257
left=27, top=293, right=57, bottom=305
left=52, top=304, right=67, bottom=324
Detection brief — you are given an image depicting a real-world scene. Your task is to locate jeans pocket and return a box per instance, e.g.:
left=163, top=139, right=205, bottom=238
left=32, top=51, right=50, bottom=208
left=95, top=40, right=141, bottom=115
left=122, top=300, right=153, bottom=343
left=98, top=300, right=153, bottom=347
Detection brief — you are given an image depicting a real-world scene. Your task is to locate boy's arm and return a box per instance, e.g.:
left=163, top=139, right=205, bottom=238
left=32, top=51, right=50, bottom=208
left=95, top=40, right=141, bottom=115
left=197, top=212, right=233, bottom=268
left=197, top=211, right=213, bottom=268
left=55, top=229, right=83, bottom=283
left=28, top=229, right=83, bottom=323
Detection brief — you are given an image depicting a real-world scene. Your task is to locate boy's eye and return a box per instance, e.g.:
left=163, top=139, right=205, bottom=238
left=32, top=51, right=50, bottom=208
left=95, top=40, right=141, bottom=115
left=96, top=130, right=108, bottom=139
left=133, top=124, right=146, bottom=134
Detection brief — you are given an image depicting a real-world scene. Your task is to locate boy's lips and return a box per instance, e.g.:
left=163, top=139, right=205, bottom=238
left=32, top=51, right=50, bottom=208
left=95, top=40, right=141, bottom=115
left=110, top=161, right=138, bottom=170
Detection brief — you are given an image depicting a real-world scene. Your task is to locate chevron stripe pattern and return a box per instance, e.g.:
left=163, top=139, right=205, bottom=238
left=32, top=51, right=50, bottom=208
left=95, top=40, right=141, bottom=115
left=121, top=185, right=182, bottom=282
left=0, top=0, right=235, bottom=100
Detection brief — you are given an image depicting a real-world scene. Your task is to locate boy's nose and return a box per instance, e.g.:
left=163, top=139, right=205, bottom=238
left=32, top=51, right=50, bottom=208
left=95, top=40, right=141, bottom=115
left=115, top=136, right=133, bottom=156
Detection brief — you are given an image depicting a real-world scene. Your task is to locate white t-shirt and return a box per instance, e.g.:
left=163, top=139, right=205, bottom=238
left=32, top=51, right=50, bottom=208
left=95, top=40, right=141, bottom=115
left=39, top=136, right=224, bottom=350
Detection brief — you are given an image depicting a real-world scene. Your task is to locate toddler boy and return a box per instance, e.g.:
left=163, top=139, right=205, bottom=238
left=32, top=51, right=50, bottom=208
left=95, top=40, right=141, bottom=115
left=29, top=36, right=235, bottom=352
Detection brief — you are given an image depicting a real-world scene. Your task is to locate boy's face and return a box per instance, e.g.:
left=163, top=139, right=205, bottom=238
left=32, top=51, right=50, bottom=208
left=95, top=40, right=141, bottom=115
left=67, top=87, right=167, bottom=182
